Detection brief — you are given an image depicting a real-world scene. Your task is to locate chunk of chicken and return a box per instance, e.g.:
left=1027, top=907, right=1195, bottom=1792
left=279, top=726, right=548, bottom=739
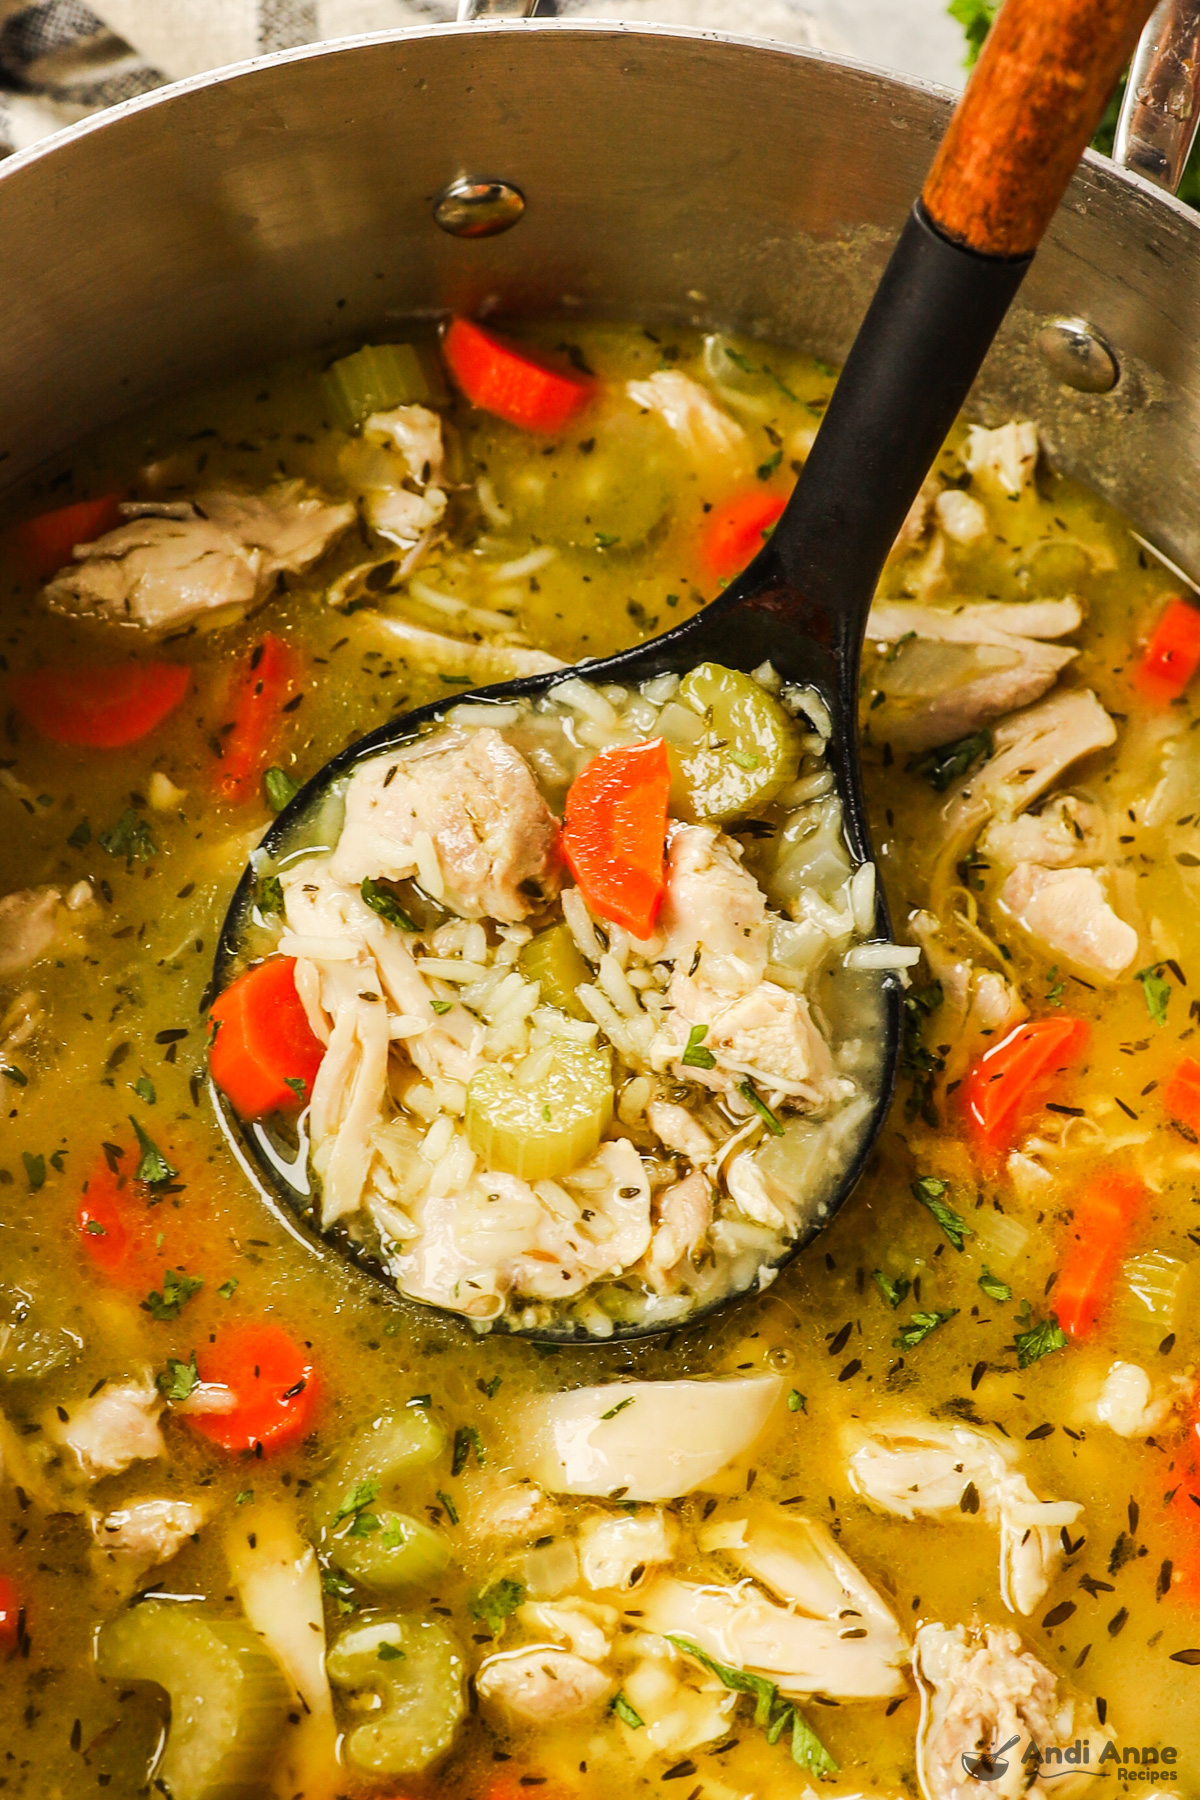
left=622, top=1650, right=739, bottom=1755
left=343, top=404, right=448, bottom=550
left=1091, top=1361, right=1192, bottom=1438
left=51, top=1378, right=164, bottom=1482
left=517, top=1599, right=617, bottom=1663
left=914, top=1621, right=1102, bottom=1800
left=476, top=1646, right=615, bottom=1723
left=997, top=863, right=1138, bottom=980
left=979, top=794, right=1106, bottom=870
left=845, top=1420, right=1081, bottom=1616
left=864, top=598, right=1081, bottom=754
left=908, top=909, right=1026, bottom=1082
left=42, top=481, right=354, bottom=633
left=465, top=1480, right=562, bottom=1545
left=330, top=727, right=562, bottom=924
left=642, top=1512, right=908, bottom=1702
left=934, top=488, right=989, bottom=544
left=647, top=1101, right=715, bottom=1164
left=960, top=420, right=1040, bottom=497
left=515, top=1375, right=783, bottom=1501
left=90, top=1498, right=205, bottom=1580
left=646, top=1171, right=713, bottom=1286
left=577, top=1507, right=678, bottom=1591
left=656, top=824, right=769, bottom=986
left=624, top=372, right=746, bottom=461
left=936, top=689, right=1116, bottom=882
left=0, top=990, right=43, bottom=1107
left=0, top=887, right=61, bottom=980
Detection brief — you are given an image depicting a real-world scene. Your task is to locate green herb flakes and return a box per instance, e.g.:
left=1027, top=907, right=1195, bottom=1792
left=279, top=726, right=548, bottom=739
left=451, top=1424, right=485, bottom=1476
left=156, top=1352, right=199, bottom=1401
left=470, top=1577, right=524, bottom=1633
left=756, top=450, right=783, bottom=482
left=258, top=873, right=284, bottom=916
left=67, top=818, right=91, bottom=850
left=218, top=1278, right=239, bottom=1300
left=333, top=1478, right=379, bottom=1526
left=437, top=1490, right=459, bottom=1526
left=739, top=1079, right=785, bottom=1137
left=611, top=1692, right=646, bottom=1729
left=1014, top=1313, right=1069, bottom=1369
left=131, top=1075, right=156, bottom=1105
left=1137, top=963, right=1172, bottom=1026
left=680, top=1024, right=716, bottom=1070
left=264, top=767, right=300, bottom=812
left=600, top=1396, right=636, bottom=1421
left=787, top=1389, right=806, bottom=1413
left=893, top=1309, right=957, bottom=1350
left=130, top=1115, right=177, bottom=1185
left=666, top=1635, right=836, bottom=1774
left=907, top=728, right=993, bottom=793
left=911, top=1175, right=972, bottom=1251
left=22, top=1151, right=45, bottom=1191
left=99, top=808, right=156, bottom=864
left=872, top=1269, right=911, bottom=1310
left=978, top=1267, right=1013, bottom=1302
left=140, top=1267, right=204, bottom=1322
left=360, top=876, right=417, bottom=932
left=376, top=1639, right=405, bottom=1661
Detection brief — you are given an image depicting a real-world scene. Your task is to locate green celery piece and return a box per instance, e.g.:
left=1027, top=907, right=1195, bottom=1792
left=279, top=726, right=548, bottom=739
left=322, top=343, right=445, bottom=429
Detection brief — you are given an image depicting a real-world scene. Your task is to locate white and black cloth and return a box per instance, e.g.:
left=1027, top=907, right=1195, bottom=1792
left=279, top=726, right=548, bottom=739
left=0, top=0, right=825, bottom=159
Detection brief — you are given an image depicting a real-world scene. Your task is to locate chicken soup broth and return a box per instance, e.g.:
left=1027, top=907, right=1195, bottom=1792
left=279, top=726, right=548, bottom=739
left=2, top=318, right=1200, bottom=1799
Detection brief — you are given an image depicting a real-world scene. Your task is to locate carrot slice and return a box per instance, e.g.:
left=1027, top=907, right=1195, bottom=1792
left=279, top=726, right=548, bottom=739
left=1165, top=1055, right=1200, bottom=1133
left=13, top=662, right=190, bottom=749
left=442, top=318, right=592, bottom=434
left=0, top=1573, right=21, bottom=1654
left=188, top=1324, right=318, bottom=1454
left=1135, top=597, right=1200, bottom=705
left=209, top=957, right=325, bottom=1120
left=1054, top=1171, right=1145, bottom=1338
left=562, top=738, right=670, bottom=941
left=77, top=1147, right=200, bottom=1290
left=215, top=635, right=301, bottom=803
left=11, top=493, right=123, bottom=579
left=700, top=491, right=787, bottom=583
left=964, top=1016, right=1089, bottom=1155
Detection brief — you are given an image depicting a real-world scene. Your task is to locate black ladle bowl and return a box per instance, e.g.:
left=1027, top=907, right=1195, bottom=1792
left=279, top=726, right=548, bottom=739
left=211, top=0, right=1144, bottom=1340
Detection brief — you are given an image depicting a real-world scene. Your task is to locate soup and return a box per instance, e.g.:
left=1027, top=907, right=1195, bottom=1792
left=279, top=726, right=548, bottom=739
left=2, top=318, right=1199, bottom=1800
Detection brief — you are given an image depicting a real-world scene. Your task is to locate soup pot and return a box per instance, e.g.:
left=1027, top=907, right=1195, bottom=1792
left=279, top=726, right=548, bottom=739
left=1, top=16, right=1200, bottom=590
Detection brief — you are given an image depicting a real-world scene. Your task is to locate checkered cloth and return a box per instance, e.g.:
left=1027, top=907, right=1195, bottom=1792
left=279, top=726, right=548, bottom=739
left=0, top=0, right=826, bottom=158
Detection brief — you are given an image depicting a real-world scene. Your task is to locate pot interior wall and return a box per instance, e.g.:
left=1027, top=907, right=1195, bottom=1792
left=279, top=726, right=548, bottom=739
left=1, top=23, right=1198, bottom=572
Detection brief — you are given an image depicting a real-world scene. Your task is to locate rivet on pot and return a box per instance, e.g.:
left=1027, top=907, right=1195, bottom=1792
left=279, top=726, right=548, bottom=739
left=433, top=177, right=525, bottom=238
left=1034, top=317, right=1119, bottom=394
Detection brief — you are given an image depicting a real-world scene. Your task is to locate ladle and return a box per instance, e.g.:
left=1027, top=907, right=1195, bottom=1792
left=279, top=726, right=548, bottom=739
left=212, top=0, right=1155, bottom=1339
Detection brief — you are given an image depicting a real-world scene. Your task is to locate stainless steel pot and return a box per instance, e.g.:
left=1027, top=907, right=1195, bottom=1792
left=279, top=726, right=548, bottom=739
left=1, top=20, right=1199, bottom=577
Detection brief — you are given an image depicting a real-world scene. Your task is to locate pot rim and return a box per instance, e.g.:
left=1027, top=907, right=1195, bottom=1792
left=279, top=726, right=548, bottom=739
left=0, top=15, right=1193, bottom=235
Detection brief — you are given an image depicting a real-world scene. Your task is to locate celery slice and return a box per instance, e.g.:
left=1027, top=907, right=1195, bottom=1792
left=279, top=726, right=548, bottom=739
left=664, top=662, right=800, bottom=823
left=322, top=343, right=445, bottom=429
left=315, top=1409, right=450, bottom=1591
left=518, top=921, right=592, bottom=1020
left=328, top=1613, right=465, bottom=1775
left=466, top=1042, right=613, bottom=1181
left=96, top=1602, right=290, bottom=1800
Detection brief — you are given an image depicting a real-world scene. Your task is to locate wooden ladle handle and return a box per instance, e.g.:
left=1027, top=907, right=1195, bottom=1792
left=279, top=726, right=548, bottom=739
left=923, top=0, right=1159, bottom=257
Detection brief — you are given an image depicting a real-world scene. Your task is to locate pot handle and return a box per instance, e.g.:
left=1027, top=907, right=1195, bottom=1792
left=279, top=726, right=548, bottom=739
left=1112, top=0, right=1200, bottom=191
left=922, top=0, right=1158, bottom=257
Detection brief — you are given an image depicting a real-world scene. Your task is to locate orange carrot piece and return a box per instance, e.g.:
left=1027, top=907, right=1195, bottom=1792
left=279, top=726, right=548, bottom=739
left=1054, top=1171, right=1144, bottom=1338
left=13, top=662, right=189, bottom=749
left=442, top=318, right=592, bottom=434
left=1165, top=1055, right=1200, bottom=1133
left=187, top=1324, right=318, bottom=1454
left=215, top=635, right=301, bottom=802
left=563, top=738, right=670, bottom=941
left=11, top=493, right=123, bottom=578
left=0, top=1573, right=21, bottom=1654
left=1135, top=597, right=1200, bottom=704
left=700, top=491, right=786, bottom=583
left=964, top=1016, right=1089, bottom=1155
left=209, top=957, right=325, bottom=1121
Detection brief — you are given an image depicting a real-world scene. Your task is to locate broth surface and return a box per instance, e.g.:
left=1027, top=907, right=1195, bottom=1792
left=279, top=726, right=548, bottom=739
left=2, top=321, right=1200, bottom=1799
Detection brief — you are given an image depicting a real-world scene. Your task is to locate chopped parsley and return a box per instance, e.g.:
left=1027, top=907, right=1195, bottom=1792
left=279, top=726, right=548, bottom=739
left=333, top=1478, right=379, bottom=1526
left=263, top=767, right=300, bottom=812
left=67, top=818, right=92, bottom=850
left=376, top=1640, right=405, bottom=1661
left=727, top=748, right=760, bottom=770
left=900, top=979, right=944, bottom=1127
left=1045, top=965, right=1065, bottom=1007
left=361, top=876, right=417, bottom=932
left=739, top=1079, right=785, bottom=1137
left=284, top=1076, right=308, bottom=1099
left=666, top=1636, right=836, bottom=1775
left=141, top=1267, right=204, bottom=1322
left=911, top=1176, right=972, bottom=1251
left=978, top=1267, right=1013, bottom=1302
left=756, top=450, right=783, bottom=482
left=478, top=1374, right=502, bottom=1398
left=257, top=873, right=284, bottom=915
left=437, top=1489, right=459, bottom=1525
left=611, top=1692, right=646, bottom=1729
left=22, top=1151, right=45, bottom=1192
left=156, top=1352, right=199, bottom=1401
left=218, top=1277, right=239, bottom=1300
left=451, top=1424, right=485, bottom=1476
left=470, top=1577, right=525, bottom=1633
left=893, top=1308, right=957, bottom=1350
left=131, top=1075, right=156, bottom=1105
left=322, top=1569, right=358, bottom=1613
left=787, top=1389, right=806, bottom=1413
left=1014, top=1312, right=1069, bottom=1369
left=130, top=1115, right=177, bottom=1185
left=430, top=999, right=453, bottom=1015
left=872, top=1269, right=911, bottom=1310
left=236, top=1489, right=254, bottom=1506
left=1137, top=963, right=1172, bottom=1026
left=600, top=1395, right=636, bottom=1421
left=907, top=728, right=994, bottom=793
left=99, top=808, right=157, bottom=864
left=680, top=1024, right=716, bottom=1070
left=594, top=532, right=620, bottom=549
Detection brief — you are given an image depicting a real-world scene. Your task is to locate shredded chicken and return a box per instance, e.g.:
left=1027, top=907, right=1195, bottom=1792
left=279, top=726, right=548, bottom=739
left=624, top=372, right=746, bottom=462
left=997, top=862, right=1138, bottom=980
left=90, top=1498, right=205, bottom=1581
left=960, top=420, right=1040, bottom=497
left=42, top=481, right=354, bottom=633
left=908, top=909, right=1026, bottom=1082
left=646, top=1171, right=713, bottom=1287
left=341, top=403, right=448, bottom=552
left=577, top=1508, right=678, bottom=1591
left=845, top=1419, right=1081, bottom=1616
left=864, top=598, right=1081, bottom=753
left=914, top=1621, right=1102, bottom=1800
left=476, top=1646, right=615, bottom=1723
left=517, top=1598, right=616, bottom=1663
left=50, top=1378, right=164, bottom=1482
left=0, top=883, right=91, bottom=979
left=362, top=612, right=564, bottom=682
left=329, top=726, right=563, bottom=924
left=641, top=1511, right=909, bottom=1701
left=1091, top=1361, right=1193, bottom=1439
left=979, top=794, right=1107, bottom=870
